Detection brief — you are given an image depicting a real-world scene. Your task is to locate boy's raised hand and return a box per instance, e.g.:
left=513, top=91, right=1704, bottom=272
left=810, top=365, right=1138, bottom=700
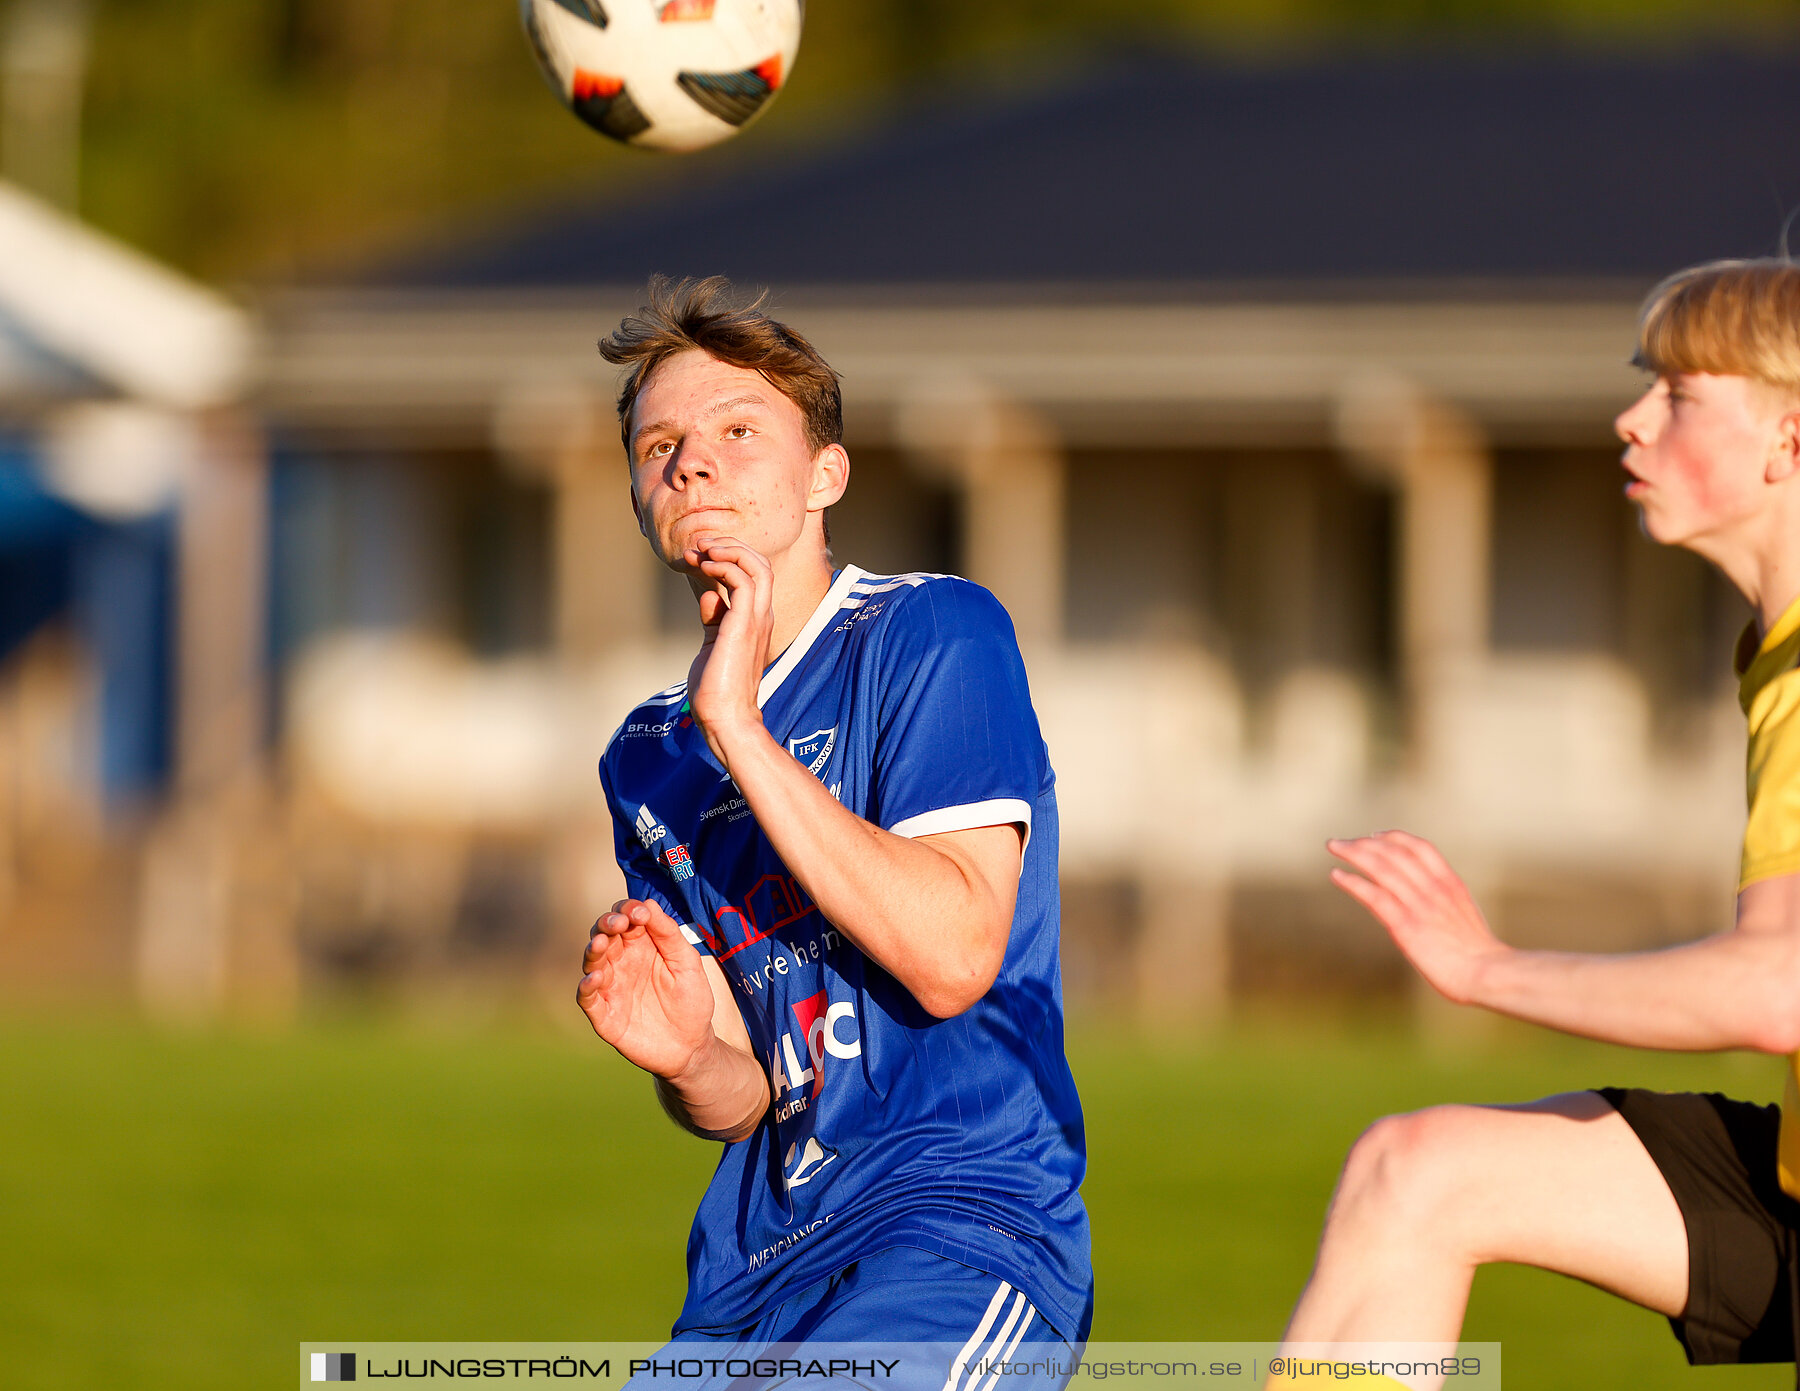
left=683, top=537, right=775, bottom=767
left=1327, top=830, right=1505, bottom=1006
left=577, top=898, right=718, bottom=1080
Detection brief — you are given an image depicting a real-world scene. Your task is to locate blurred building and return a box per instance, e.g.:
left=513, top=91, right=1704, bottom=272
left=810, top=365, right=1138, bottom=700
left=11, top=50, right=1800, bottom=1019
left=0, top=180, right=259, bottom=1009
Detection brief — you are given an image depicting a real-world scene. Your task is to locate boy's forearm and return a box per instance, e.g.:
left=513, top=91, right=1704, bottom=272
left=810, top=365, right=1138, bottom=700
left=652, top=1032, right=770, bottom=1142
left=1470, top=929, right=1800, bottom=1054
left=709, top=718, right=1013, bottom=1018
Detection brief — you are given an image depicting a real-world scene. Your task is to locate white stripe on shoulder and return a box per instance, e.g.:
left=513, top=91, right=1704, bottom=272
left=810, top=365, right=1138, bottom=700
left=758, top=565, right=866, bottom=706
left=944, top=1281, right=1013, bottom=1391
left=846, top=570, right=951, bottom=600
left=601, top=681, right=690, bottom=756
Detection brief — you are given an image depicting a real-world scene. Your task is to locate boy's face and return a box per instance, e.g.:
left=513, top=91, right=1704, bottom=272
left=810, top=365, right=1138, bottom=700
left=1614, top=372, right=1799, bottom=549
left=626, top=348, right=846, bottom=572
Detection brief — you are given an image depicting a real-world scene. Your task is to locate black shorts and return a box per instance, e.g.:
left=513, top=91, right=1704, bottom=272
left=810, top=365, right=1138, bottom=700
left=1600, top=1087, right=1800, bottom=1368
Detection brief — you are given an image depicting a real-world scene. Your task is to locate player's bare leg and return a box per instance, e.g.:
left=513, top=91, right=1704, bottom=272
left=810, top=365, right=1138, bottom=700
left=1284, top=1091, right=1688, bottom=1343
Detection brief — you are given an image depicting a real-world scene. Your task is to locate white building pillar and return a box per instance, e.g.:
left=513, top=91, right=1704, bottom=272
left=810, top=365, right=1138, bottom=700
left=494, top=378, right=660, bottom=663
left=176, top=408, right=268, bottom=794
left=896, top=381, right=1066, bottom=650
left=1337, top=375, right=1493, bottom=770
left=494, top=380, right=658, bottom=989
left=1338, top=377, right=1497, bottom=1039
left=137, top=405, right=290, bottom=1022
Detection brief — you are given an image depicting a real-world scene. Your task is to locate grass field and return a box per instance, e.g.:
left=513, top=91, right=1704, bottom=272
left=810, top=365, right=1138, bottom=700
left=0, top=1006, right=1789, bottom=1390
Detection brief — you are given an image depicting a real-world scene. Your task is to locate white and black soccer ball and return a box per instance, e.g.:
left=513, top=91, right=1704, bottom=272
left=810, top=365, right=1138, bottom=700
left=520, top=0, right=804, bottom=154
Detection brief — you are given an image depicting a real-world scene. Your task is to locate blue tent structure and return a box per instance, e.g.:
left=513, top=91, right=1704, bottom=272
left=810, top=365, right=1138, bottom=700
left=0, top=432, right=178, bottom=806
left=0, top=441, right=82, bottom=657
left=0, top=183, right=252, bottom=806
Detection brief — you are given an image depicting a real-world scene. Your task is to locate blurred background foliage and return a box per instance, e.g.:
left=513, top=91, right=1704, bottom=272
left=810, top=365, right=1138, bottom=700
left=39, top=0, right=1800, bottom=282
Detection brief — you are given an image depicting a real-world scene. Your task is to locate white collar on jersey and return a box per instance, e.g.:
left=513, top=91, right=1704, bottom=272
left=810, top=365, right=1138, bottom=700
left=756, top=564, right=867, bottom=709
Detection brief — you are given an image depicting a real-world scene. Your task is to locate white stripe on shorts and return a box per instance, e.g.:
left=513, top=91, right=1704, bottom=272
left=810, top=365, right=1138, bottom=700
left=943, top=1281, right=1012, bottom=1391
left=974, top=1292, right=1027, bottom=1390
left=975, top=1301, right=1037, bottom=1391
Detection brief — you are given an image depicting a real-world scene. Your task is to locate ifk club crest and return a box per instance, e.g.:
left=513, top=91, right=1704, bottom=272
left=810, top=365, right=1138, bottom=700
left=787, top=727, right=837, bottom=778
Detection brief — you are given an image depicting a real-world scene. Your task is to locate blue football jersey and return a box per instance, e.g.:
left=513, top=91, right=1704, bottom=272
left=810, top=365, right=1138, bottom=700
left=598, top=566, right=1092, bottom=1340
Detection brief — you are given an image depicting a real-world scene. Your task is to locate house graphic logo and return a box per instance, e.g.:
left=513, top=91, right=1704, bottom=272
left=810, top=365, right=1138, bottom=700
left=311, top=1352, right=356, bottom=1381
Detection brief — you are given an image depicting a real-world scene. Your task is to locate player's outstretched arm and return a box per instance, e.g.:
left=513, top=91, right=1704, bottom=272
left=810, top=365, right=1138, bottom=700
left=578, top=897, right=769, bottom=1140
left=683, top=538, right=1017, bottom=1019
left=1331, top=830, right=1800, bottom=1053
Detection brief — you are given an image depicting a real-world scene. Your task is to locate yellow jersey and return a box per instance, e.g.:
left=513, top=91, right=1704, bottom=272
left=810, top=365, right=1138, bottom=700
left=1735, top=592, right=1800, bottom=1197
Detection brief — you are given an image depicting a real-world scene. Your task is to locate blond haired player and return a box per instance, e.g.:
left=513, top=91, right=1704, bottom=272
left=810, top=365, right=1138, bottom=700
left=1276, top=260, right=1800, bottom=1383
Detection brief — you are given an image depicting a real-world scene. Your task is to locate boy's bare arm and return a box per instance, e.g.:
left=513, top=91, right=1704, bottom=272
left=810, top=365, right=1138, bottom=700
left=579, top=899, right=770, bottom=1141
left=1331, top=830, right=1800, bottom=1054
left=684, top=538, right=1020, bottom=1020
left=652, top=952, right=769, bottom=1141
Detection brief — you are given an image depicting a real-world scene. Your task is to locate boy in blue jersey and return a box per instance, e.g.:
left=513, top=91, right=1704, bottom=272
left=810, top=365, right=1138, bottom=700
left=576, top=276, right=1092, bottom=1382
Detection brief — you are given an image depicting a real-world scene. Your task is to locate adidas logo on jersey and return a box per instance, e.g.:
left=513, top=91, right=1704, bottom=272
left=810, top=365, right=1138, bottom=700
left=635, top=803, right=694, bottom=882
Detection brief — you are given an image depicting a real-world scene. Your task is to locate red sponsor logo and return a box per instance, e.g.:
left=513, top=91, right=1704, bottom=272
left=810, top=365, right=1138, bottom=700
left=713, top=874, right=818, bottom=960
left=770, top=990, right=860, bottom=1106
left=791, top=990, right=829, bottom=1098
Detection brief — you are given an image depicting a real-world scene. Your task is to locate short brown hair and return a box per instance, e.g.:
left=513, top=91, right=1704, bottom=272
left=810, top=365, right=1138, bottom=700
left=599, top=275, right=843, bottom=455
left=1635, top=258, right=1800, bottom=399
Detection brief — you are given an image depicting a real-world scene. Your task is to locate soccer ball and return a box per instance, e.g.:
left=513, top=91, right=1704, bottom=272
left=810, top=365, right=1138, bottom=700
left=520, top=0, right=804, bottom=154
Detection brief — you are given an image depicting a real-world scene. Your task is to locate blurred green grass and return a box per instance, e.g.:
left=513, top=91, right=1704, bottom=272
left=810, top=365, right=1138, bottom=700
left=0, top=1007, right=1788, bottom=1389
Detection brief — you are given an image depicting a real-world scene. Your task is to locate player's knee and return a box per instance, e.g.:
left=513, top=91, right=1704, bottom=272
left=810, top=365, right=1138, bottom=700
left=1333, top=1106, right=1478, bottom=1235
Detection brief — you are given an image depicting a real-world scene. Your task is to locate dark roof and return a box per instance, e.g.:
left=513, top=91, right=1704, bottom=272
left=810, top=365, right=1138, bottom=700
left=393, top=48, right=1800, bottom=290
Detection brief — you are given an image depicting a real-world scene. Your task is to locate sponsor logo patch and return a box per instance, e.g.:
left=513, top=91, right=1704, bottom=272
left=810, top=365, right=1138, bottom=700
left=786, top=727, right=837, bottom=778
left=663, top=841, right=695, bottom=882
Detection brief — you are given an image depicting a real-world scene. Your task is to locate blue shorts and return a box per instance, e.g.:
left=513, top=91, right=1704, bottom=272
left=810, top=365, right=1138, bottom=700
left=627, top=1246, right=1081, bottom=1391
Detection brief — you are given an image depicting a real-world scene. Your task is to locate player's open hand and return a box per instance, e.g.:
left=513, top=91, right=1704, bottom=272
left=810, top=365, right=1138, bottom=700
left=577, top=898, right=717, bottom=1080
left=683, top=536, right=773, bottom=765
left=1327, top=830, right=1504, bottom=1006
